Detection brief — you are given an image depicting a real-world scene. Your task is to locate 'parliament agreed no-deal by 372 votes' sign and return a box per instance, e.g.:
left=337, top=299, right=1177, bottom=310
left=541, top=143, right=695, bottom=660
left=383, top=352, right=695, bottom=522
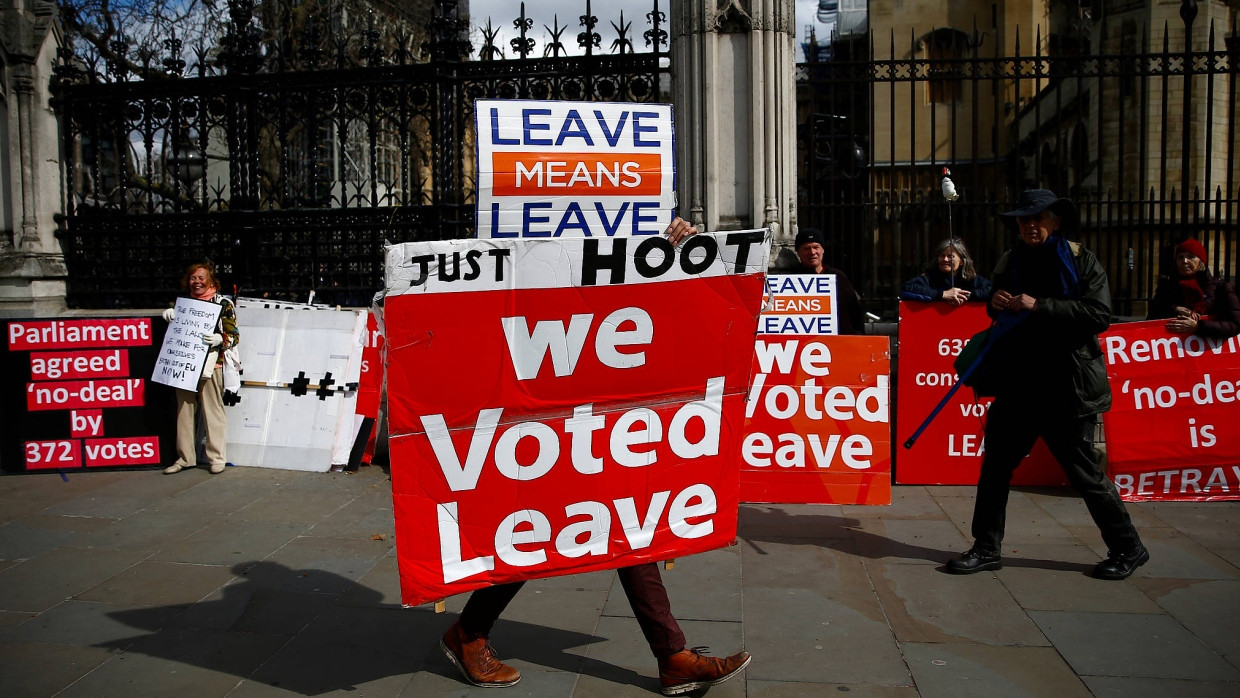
left=4, top=317, right=175, bottom=473
left=1101, top=320, right=1240, bottom=501
left=474, top=100, right=676, bottom=239
left=383, top=232, right=768, bottom=606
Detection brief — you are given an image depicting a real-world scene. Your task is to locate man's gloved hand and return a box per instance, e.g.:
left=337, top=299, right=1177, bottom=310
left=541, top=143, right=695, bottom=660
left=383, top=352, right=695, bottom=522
left=162, top=308, right=176, bottom=322
left=203, top=333, right=224, bottom=347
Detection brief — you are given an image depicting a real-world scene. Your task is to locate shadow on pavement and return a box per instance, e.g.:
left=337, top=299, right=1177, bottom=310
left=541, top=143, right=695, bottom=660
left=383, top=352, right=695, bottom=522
left=738, top=506, right=1095, bottom=574
left=97, top=560, right=644, bottom=695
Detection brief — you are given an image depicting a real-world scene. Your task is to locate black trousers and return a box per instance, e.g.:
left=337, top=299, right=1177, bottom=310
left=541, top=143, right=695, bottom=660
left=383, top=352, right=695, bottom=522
left=971, top=396, right=1142, bottom=555
left=458, top=562, right=686, bottom=659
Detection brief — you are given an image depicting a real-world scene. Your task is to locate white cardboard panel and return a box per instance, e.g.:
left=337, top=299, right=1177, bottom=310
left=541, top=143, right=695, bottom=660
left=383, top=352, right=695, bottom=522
left=330, top=310, right=367, bottom=466
left=228, top=388, right=340, bottom=472
left=226, top=299, right=367, bottom=471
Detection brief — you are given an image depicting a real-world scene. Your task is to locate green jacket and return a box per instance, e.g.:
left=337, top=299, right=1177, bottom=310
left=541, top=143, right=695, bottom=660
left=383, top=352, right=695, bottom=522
left=988, top=240, right=1112, bottom=416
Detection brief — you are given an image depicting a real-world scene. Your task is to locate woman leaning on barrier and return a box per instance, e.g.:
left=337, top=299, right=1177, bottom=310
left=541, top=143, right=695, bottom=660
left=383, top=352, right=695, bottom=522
left=1146, top=238, right=1240, bottom=339
left=900, top=237, right=993, bottom=306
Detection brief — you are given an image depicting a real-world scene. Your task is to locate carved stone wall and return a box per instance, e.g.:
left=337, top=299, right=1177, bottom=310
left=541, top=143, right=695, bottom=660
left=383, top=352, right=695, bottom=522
left=670, top=0, right=798, bottom=251
left=0, top=0, right=67, bottom=316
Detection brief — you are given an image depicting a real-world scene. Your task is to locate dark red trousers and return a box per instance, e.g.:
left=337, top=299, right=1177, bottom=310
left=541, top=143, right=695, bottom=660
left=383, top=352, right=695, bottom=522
left=458, top=562, right=686, bottom=659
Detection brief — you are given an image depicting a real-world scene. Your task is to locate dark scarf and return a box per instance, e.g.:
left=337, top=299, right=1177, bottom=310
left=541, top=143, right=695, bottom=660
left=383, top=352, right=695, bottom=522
left=1178, top=274, right=1208, bottom=314
left=1011, top=234, right=1079, bottom=299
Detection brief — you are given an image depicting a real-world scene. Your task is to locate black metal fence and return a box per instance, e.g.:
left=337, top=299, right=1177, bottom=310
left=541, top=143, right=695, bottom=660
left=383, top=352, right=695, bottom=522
left=52, top=0, right=670, bottom=308
left=799, top=6, right=1238, bottom=319
left=52, top=2, right=1239, bottom=315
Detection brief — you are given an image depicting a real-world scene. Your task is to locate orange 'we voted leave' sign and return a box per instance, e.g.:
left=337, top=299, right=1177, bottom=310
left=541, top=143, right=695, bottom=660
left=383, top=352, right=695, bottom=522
left=739, top=274, right=892, bottom=505
left=740, top=334, right=893, bottom=505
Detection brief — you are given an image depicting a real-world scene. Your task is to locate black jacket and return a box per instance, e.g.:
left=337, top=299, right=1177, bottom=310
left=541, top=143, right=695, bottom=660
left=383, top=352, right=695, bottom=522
left=900, top=270, right=993, bottom=303
left=987, top=240, right=1112, bottom=416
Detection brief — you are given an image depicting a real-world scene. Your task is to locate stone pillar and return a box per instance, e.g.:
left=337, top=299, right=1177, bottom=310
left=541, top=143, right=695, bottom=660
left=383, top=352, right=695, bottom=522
left=0, top=1, right=68, bottom=317
left=669, top=0, right=797, bottom=251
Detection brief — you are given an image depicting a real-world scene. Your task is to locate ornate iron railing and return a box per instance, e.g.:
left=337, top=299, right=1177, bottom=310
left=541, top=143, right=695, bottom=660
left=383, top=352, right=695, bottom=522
left=799, top=5, right=1238, bottom=318
left=53, top=2, right=1239, bottom=316
left=52, top=0, right=670, bottom=308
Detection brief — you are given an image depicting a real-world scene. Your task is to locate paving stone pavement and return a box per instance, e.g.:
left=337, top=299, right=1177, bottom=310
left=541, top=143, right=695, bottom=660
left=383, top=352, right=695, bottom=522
left=1, top=464, right=1237, bottom=697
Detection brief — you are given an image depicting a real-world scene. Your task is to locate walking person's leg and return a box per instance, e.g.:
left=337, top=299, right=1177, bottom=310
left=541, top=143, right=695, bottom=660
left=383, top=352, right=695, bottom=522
left=441, top=582, right=525, bottom=687
left=617, top=563, right=751, bottom=696
left=1042, top=414, right=1147, bottom=579
left=617, top=563, right=685, bottom=658
left=949, top=397, right=1039, bottom=572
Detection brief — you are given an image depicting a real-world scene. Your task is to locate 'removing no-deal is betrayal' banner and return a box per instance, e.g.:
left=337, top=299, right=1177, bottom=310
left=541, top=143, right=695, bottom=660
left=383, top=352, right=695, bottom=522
left=474, top=100, right=676, bottom=239
left=383, top=231, right=768, bottom=606
left=1101, top=320, right=1240, bottom=501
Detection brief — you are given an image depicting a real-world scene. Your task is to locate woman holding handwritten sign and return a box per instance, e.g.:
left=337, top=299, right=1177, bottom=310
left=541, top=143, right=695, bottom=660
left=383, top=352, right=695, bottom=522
left=162, top=262, right=239, bottom=475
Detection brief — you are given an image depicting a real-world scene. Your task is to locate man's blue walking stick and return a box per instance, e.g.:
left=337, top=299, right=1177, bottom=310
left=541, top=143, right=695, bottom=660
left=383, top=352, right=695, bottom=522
left=903, top=311, right=1027, bottom=449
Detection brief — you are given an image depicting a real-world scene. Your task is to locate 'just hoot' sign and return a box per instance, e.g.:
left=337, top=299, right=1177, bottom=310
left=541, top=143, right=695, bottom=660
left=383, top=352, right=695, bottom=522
left=383, top=232, right=768, bottom=606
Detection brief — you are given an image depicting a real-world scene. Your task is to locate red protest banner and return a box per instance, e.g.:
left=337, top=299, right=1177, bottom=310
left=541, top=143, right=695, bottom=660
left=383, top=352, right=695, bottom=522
left=1101, top=320, right=1240, bottom=501
left=740, top=335, right=892, bottom=505
left=25, top=378, right=145, bottom=412
left=356, top=312, right=384, bottom=421
left=7, top=318, right=153, bottom=351
left=355, top=312, right=385, bottom=465
left=29, top=349, right=129, bottom=381
left=895, top=302, right=1066, bottom=485
left=384, top=232, right=768, bottom=606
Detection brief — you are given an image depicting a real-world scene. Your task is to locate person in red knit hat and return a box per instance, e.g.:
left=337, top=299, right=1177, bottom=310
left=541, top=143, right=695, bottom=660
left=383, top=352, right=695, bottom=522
left=1147, top=238, right=1240, bottom=338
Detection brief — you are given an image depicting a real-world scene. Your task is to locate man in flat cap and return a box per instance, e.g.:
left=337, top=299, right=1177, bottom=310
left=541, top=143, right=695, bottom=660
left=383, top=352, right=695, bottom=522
left=793, top=227, right=867, bottom=335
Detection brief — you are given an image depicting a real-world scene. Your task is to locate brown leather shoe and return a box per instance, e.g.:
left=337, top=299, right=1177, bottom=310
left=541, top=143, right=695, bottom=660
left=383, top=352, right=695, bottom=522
left=658, top=646, right=752, bottom=696
left=439, top=621, right=521, bottom=687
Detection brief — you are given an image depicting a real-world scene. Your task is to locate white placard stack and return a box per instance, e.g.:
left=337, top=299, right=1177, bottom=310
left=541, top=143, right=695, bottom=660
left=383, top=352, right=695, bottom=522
left=225, top=298, right=367, bottom=472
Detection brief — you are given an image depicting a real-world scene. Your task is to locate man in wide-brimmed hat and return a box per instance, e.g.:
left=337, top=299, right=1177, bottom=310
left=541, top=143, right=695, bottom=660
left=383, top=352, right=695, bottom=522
left=946, top=189, right=1149, bottom=581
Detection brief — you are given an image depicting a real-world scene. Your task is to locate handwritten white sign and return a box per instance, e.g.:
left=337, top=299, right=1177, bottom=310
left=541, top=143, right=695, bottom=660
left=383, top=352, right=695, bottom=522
left=151, top=297, right=222, bottom=391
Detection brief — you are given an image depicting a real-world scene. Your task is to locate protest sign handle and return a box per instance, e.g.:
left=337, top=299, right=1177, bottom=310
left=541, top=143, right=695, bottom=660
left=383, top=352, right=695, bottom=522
left=902, top=311, right=1026, bottom=449
left=902, top=344, right=988, bottom=449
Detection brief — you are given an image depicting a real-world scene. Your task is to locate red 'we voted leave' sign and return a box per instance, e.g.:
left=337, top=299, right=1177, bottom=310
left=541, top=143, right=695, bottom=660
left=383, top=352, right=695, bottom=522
left=383, top=232, right=768, bottom=606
